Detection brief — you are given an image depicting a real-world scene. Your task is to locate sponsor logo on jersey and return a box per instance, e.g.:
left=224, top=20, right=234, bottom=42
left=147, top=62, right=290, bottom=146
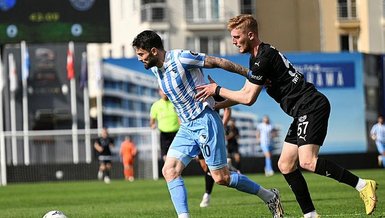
left=249, top=74, right=263, bottom=81
left=199, top=134, right=207, bottom=143
left=190, top=51, right=199, bottom=56
left=254, top=61, right=260, bottom=67
left=299, top=115, right=307, bottom=122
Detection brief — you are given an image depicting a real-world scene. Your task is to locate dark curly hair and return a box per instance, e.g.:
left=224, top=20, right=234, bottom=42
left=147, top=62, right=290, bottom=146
left=132, top=30, right=164, bottom=51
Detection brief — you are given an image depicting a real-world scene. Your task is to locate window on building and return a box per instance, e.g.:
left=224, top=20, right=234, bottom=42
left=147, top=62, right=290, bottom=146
left=141, top=0, right=166, bottom=22
left=133, top=101, right=141, bottom=111
left=141, top=118, right=149, bottom=127
left=186, top=36, right=222, bottom=55
left=340, top=34, right=358, bottom=51
left=128, top=118, right=136, bottom=127
left=104, top=96, right=121, bottom=108
left=151, top=88, right=158, bottom=97
left=337, top=0, right=357, bottom=19
left=185, top=0, right=221, bottom=22
left=104, top=115, right=121, bottom=128
left=127, top=101, right=134, bottom=110
left=104, top=80, right=114, bottom=89
left=240, top=0, right=255, bottom=15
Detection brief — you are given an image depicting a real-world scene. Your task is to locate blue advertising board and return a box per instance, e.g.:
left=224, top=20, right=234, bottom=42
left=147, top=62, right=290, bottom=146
left=207, top=52, right=366, bottom=154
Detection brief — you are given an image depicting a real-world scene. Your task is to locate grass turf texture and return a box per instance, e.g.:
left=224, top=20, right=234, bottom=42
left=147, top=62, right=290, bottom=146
left=0, top=169, right=383, bottom=218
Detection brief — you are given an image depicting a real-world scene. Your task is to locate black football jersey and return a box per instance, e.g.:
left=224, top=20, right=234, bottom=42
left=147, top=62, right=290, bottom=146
left=95, top=137, right=114, bottom=155
left=247, top=43, right=319, bottom=117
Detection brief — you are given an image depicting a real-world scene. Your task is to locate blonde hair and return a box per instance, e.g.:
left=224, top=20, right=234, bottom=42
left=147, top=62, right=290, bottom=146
left=227, top=14, right=258, bottom=36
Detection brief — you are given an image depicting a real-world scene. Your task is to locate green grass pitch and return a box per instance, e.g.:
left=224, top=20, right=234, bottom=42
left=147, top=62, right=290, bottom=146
left=0, top=169, right=383, bottom=217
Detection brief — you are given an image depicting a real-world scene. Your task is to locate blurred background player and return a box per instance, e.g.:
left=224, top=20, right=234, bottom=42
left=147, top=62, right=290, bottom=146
left=370, top=115, right=385, bottom=168
left=226, top=119, right=241, bottom=173
left=120, top=135, right=137, bottom=181
left=94, top=127, right=115, bottom=184
left=198, top=102, right=231, bottom=208
left=150, top=89, right=180, bottom=161
left=256, top=115, right=277, bottom=176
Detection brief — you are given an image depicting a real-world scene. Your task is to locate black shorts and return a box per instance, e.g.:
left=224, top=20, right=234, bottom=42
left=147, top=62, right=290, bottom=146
left=285, top=93, right=330, bottom=146
left=227, top=144, right=239, bottom=156
left=160, top=131, right=177, bottom=157
left=98, top=155, right=112, bottom=164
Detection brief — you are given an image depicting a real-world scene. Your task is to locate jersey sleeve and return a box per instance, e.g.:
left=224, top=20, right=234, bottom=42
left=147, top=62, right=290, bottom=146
left=179, top=50, right=206, bottom=68
left=370, top=125, right=377, bottom=135
left=150, top=102, right=157, bottom=119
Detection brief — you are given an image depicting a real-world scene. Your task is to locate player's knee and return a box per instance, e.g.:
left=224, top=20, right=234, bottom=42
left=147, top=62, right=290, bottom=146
left=162, top=165, right=178, bottom=181
left=299, top=160, right=316, bottom=172
left=278, top=159, right=295, bottom=174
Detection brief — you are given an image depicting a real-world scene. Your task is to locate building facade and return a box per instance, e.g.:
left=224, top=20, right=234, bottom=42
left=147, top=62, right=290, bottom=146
left=319, top=0, right=385, bottom=53
left=87, top=0, right=255, bottom=97
left=85, top=0, right=385, bottom=96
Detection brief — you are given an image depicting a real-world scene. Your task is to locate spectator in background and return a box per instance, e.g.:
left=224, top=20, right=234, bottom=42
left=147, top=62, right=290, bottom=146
left=256, top=115, right=277, bottom=177
left=120, top=136, right=137, bottom=181
left=150, top=88, right=180, bottom=161
left=94, top=127, right=115, bottom=184
left=226, top=119, right=241, bottom=172
left=370, top=115, right=385, bottom=168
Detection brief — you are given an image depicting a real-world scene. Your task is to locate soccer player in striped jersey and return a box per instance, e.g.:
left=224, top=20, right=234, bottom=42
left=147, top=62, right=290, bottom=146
left=132, top=30, right=284, bottom=218
left=196, top=14, right=378, bottom=217
left=370, top=115, right=385, bottom=168
left=256, top=115, right=277, bottom=177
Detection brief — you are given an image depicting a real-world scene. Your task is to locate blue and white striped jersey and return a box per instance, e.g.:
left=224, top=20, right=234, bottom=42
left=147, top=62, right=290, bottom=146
left=371, top=123, right=385, bottom=143
left=150, top=50, right=215, bottom=123
left=257, top=123, right=274, bottom=146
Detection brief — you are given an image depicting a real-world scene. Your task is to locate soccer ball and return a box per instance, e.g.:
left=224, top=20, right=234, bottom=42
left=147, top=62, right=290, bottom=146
left=42, top=210, right=67, bottom=218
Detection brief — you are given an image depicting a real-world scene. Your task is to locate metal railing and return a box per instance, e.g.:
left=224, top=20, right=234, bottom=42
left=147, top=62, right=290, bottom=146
left=0, top=127, right=160, bottom=185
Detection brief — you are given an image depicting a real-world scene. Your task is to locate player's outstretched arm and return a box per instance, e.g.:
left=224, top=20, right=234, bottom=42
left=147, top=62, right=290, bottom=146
left=204, top=55, right=249, bottom=77
left=215, top=99, right=238, bottom=110
left=196, top=77, right=262, bottom=106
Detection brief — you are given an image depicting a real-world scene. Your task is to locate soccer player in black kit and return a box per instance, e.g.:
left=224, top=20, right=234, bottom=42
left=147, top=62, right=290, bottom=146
left=196, top=14, right=377, bottom=217
left=94, top=127, right=115, bottom=184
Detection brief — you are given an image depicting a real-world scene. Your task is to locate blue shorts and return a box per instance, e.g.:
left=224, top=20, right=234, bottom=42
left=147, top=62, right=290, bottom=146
left=260, top=143, right=273, bottom=153
left=167, top=107, right=227, bottom=170
left=376, top=141, right=385, bottom=154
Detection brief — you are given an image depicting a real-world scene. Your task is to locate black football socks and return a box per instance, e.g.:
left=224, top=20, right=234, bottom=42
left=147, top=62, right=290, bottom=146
left=283, top=169, right=315, bottom=214
left=205, top=171, right=214, bottom=194
left=315, top=158, right=358, bottom=188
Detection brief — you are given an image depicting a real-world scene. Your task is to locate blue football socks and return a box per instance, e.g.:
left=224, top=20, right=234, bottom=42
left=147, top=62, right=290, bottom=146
left=167, top=177, right=189, bottom=215
left=265, top=157, right=273, bottom=172
left=382, top=155, right=385, bottom=167
left=228, top=171, right=260, bottom=194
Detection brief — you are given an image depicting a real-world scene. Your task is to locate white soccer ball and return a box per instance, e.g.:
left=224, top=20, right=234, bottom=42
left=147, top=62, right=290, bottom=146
left=42, top=210, right=67, bottom=218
